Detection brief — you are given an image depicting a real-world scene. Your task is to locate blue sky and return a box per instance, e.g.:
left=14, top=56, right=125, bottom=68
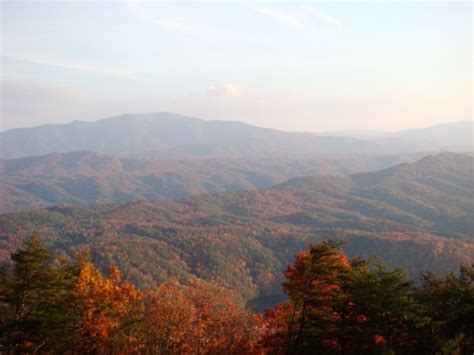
left=1, top=1, right=472, bottom=132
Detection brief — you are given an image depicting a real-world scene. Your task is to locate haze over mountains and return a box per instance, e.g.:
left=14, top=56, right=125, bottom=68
left=1, top=113, right=472, bottom=159
left=1, top=153, right=472, bottom=308
left=0, top=111, right=472, bottom=311
left=320, top=121, right=474, bottom=144
left=0, top=150, right=428, bottom=213
left=2, top=1, right=472, bottom=350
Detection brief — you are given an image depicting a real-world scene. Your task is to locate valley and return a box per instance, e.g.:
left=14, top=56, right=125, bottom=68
left=1, top=152, right=472, bottom=309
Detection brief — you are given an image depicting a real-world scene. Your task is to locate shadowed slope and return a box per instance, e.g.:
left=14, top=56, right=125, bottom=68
left=0, top=151, right=427, bottom=213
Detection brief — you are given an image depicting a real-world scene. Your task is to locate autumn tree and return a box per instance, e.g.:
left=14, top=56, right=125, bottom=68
left=265, top=241, right=427, bottom=354
left=3, top=237, right=471, bottom=354
left=143, top=281, right=196, bottom=354
left=282, top=240, right=351, bottom=353
left=258, top=301, right=293, bottom=354
left=143, top=278, right=260, bottom=354
left=74, top=262, right=143, bottom=353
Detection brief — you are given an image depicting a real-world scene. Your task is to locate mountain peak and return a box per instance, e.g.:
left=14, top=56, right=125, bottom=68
left=1, top=114, right=472, bottom=159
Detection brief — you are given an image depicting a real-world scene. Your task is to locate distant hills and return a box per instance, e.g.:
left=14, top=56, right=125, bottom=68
left=1, top=153, right=472, bottom=307
left=0, top=150, right=428, bottom=213
left=1, top=113, right=472, bottom=159
left=320, top=120, right=474, bottom=146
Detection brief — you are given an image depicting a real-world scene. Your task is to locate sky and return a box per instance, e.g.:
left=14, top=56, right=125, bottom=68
left=0, top=0, right=472, bottom=132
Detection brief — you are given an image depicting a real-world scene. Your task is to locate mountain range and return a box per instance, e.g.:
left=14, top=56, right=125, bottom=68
left=1, top=113, right=472, bottom=159
left=1, top=152, right=472, bottom=308
left=0, top=150, right=428, bottom=213
left=320, top=120, right=473, bottom=145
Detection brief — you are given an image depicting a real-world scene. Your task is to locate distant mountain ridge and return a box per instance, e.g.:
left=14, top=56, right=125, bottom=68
left=0, top=150, right=427, bottom=213
left=1, top=153, right=472, bottom=307
left=1, top=113, right=471, bottom=159
left=319, top=120, right=473, bottom=145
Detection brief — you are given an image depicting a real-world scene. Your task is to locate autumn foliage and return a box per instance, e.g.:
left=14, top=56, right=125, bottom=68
left=0, top=237, right=261, bottom=354
left=0, top=237, right=473, bottom=354
left=258, top=240, right=473, bottom=354
left=143, top=279, right=260, bottom=354
left=74, top=263, right=143, bottom=353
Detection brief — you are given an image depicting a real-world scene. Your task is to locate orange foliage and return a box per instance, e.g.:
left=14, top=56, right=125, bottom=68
left=74, top=263, right=143, bottom=353
left=143, top=279, right=261, bottom=354
left=374, top=334, right=386, bottom=345
left=258, top=301, right=294, bottom=354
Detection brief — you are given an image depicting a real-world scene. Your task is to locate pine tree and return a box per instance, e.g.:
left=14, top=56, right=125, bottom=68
left=268, top=241, right=427, bottom=354
left=346, top=258, right=424, bottom=353
left=283, top=240, right=351, bottom=353
left=0, top=236, right=82, bottom=353
left=418, top=265, right=474, bottom=353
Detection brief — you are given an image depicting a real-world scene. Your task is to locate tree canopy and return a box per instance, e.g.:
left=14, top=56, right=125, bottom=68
left=0, top=237, right=472, bottom=354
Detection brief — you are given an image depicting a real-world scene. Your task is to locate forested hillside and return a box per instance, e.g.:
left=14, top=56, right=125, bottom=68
left=1, top=153, right=472, bottom=308
left=0, top=150, right=425, bottom=213
left=3, top=0, right=471, bottom=352
left=1, top=238, right=472, bottom=354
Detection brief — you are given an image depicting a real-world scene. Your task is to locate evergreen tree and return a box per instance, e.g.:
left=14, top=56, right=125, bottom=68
left=283, top=240, right=351, bottom=353
left=274, top=241, right=427, bottom=354
left=418, top=265, right=474, bottom=353
left=0, top=236, right=81, bottom=353
left=346, top=258, right=425, bottom=353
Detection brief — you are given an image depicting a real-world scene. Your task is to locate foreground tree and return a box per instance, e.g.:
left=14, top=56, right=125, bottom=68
left=282, top=241, right=358, bottom=353
left=0, top=236, right=80, bottom=353
left=143, top=278, right=261, bottom=354
left=417, top=265, right=474, bottom=353
left=261, top=241, right=426, bottom=354
left=2, top=237, right=472, bottom=354
left=74, top=263, right=143, bottom=353
left=344, top=258, right=424, bottom=353
left=1, top=237, right=260, bottom=354
left=258, top=301, right=293, bottom=354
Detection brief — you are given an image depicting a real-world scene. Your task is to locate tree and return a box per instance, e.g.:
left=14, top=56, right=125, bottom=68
left=283, top=240, right=351, bottom=353
left=0, top=236, right=80, bottom=353
left=143, top=281, right=196, bottom=354
left=2, top=237, right=470, bottom=354
left=143, top=278, right=260, bottom=354
left=74, top=262, right=143, bottom=353
left=266, top=241, right=426, bottom=354
left=345, top=258, right=424, bottom=353
left=418, top=265, right=474, bottom=353
left=258, top=301, right=293, bottom=354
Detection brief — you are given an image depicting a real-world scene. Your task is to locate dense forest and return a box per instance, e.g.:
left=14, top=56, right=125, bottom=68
left=3, top=0, right=472, bottom=353
left=1, top=237, right=472, bottom=354
left=0, top=150, right=424, bottom=213
left=1, top=153, right=472, bottom=308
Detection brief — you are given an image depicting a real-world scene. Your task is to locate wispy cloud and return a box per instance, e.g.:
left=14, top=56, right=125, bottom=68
left=3, top=52, right=138, bottom=80
left=255, top=7, right=307, bottom=30
left=256, top=5, right=342, bottom=31
left=303, top=6, right=343, bottom=28
left=153, top=19, right=192, bottom=33
left=123, top=1, right=193, bottom=34
left=206, top=83, right=245, bottom=97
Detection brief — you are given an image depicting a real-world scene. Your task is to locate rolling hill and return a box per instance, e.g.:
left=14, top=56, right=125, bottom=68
left=1, top=153, right=472, bottom=308
left=320, top=120, right=473, bottom=146
left=1, top=113, right=471, bottom=159
left=0, top=150, right=427, bottom=213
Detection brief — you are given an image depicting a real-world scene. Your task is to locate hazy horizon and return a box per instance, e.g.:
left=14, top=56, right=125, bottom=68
left=1, top=1, right=472, bottom=132
left=0, top=111, right=472, bottom=135
left=1, top=3, right=473, bottom=350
